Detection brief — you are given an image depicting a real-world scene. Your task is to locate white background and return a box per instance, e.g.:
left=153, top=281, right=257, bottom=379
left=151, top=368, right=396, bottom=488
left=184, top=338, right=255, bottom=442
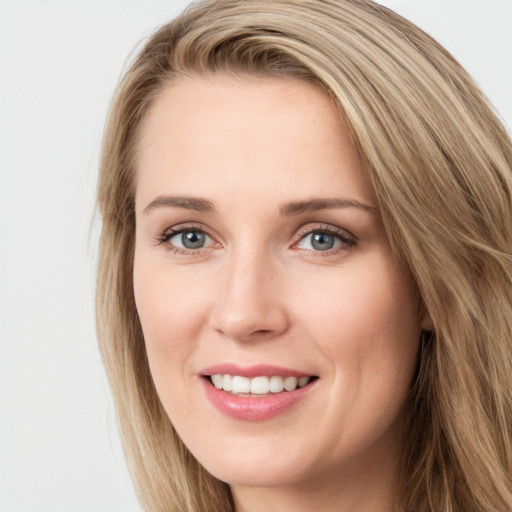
left=0, top=1, right=511, bottom=511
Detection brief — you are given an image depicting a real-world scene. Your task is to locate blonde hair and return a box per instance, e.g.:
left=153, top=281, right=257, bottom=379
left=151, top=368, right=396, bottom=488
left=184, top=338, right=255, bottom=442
left=96, top=1, right=512, bottom=510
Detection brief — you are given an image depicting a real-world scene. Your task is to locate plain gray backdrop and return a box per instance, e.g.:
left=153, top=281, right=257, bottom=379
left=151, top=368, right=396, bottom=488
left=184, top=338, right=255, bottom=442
left=1, top=1, right=511, bottom=511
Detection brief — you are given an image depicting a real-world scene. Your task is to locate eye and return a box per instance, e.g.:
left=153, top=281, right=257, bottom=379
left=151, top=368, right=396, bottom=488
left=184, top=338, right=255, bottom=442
left=173, top=230, right=211, bottom=249
left=159, top=227, right=215, bottom=252
left=300, top=232, right=339, bottom=251
left=294, top=225, right=356, bottom=253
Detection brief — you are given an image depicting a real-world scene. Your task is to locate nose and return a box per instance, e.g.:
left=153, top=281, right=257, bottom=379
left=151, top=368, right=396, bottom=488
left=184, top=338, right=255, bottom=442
left=209, top=249, right=290, bottom=342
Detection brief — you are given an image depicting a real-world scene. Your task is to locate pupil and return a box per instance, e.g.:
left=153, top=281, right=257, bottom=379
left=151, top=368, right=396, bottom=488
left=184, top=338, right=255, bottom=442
left=182, top=231, right=205, bottom=249
left=312, top=233, right=334, bottom=251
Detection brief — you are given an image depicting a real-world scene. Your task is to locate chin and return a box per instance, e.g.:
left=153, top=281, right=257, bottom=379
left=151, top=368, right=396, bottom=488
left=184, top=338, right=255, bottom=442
left=183, top=433, right=326, bottom=489
left=204, top=458, right=310, bottom=488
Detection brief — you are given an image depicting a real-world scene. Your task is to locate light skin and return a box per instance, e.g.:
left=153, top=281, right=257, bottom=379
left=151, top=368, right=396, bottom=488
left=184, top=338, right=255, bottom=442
left=134, top=74, right=427, bottom=511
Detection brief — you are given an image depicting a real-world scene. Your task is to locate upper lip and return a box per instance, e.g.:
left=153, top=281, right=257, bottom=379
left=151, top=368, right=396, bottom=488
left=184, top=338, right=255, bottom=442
left=199, top=363, right=315, bottom=379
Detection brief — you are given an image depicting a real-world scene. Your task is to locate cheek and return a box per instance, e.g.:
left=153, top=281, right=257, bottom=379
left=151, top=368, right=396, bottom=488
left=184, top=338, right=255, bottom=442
left=293, top=261, right=421, bottom=389
left=132, top=259, right=214, bottom=436
left=133, top=260, right=209, bottom=373
left=290, top=262, right=421, bottom=456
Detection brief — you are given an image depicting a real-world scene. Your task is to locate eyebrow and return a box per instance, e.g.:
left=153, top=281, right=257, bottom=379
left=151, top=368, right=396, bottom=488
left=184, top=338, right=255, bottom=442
left=143, top=195, right=214, bottom=214
left=142, top=195, right=376, bottom=216
left=279, top=198, right=376, bottom=216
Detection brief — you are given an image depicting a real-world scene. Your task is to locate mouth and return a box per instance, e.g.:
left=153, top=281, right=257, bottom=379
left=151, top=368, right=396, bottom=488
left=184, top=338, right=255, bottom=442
left=205, top=374, right=318, bottom=396
left=199, top=364, right=319, bottom=420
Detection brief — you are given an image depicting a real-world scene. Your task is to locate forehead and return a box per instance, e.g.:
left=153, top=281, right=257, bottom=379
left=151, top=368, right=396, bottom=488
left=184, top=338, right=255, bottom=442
left=135, top=74, right=374, bottom=212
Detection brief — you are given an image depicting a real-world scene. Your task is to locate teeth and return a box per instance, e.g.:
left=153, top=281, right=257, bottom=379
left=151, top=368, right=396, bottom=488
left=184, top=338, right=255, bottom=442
left=269, top=375, right=284, bottom=393
left=231, top=376, right=250, bottom=393
left=223, top=374, right=233, bottom=392
left=298, top=376, right=310, bottom=388
left=210, top=374, right=312, bottom=394
left=284, top=376, right=298, bottom=391
left=212, top=374, right=223, bottom=389
left=251, top=376, right=269, bottom=394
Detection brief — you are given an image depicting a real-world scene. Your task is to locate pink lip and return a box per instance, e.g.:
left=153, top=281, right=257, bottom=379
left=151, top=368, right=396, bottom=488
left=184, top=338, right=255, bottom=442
left=198, top=364, right=318, bottom=422
left=200, top=363, right=311, bottom=379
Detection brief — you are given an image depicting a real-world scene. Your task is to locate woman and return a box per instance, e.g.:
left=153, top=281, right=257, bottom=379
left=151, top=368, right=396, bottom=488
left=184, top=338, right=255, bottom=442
left=96, top=0, right=512, bottom=510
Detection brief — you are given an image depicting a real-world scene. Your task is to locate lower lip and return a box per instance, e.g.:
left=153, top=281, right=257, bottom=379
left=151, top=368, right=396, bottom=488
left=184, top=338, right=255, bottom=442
left=200, top=377, right=316, bottom=421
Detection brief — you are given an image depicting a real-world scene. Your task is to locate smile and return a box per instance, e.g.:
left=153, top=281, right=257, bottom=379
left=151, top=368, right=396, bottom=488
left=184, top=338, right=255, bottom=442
left=210, top=374, right=312, bottom=395
left=200, top=365, right=318, bottom=421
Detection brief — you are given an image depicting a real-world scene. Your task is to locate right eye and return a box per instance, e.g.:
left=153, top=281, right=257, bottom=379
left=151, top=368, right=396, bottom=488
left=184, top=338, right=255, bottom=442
left=159, top=227, right=216, bottom=252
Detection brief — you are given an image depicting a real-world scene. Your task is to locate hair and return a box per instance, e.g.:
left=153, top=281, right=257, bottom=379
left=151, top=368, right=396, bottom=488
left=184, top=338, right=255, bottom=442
left=96, top=0, right=512, bottom=510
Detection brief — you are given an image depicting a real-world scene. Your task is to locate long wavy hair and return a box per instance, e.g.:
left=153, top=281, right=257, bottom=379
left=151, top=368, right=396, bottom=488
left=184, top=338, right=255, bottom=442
left=96, top=1, right=512, bottom=510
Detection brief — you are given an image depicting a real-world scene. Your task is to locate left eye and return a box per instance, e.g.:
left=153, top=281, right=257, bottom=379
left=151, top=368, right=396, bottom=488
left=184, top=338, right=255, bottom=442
left=297, top=231, right=344, bottom=251
left=168, top=230, right=214, bottom=250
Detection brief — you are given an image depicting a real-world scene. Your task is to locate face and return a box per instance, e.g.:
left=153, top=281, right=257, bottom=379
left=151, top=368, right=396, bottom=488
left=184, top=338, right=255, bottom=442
left=134, top=75, right=424, bottom=492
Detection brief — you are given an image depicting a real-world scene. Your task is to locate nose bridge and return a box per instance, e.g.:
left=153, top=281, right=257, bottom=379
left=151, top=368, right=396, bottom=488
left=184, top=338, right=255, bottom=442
left=211, top=242, right=289, bottom=341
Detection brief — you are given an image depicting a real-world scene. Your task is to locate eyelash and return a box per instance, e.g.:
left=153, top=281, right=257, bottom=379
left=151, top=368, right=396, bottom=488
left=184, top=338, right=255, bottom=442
left=156, top=223, right=357, bottom=256
left=156, top=224, right=214, bottom=255
left=294, top=224, right=356, bottom=255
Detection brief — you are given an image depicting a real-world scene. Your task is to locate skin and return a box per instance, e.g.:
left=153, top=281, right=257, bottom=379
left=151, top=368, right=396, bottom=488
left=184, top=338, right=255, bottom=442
left=134, top=74, right=427, bottom=512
